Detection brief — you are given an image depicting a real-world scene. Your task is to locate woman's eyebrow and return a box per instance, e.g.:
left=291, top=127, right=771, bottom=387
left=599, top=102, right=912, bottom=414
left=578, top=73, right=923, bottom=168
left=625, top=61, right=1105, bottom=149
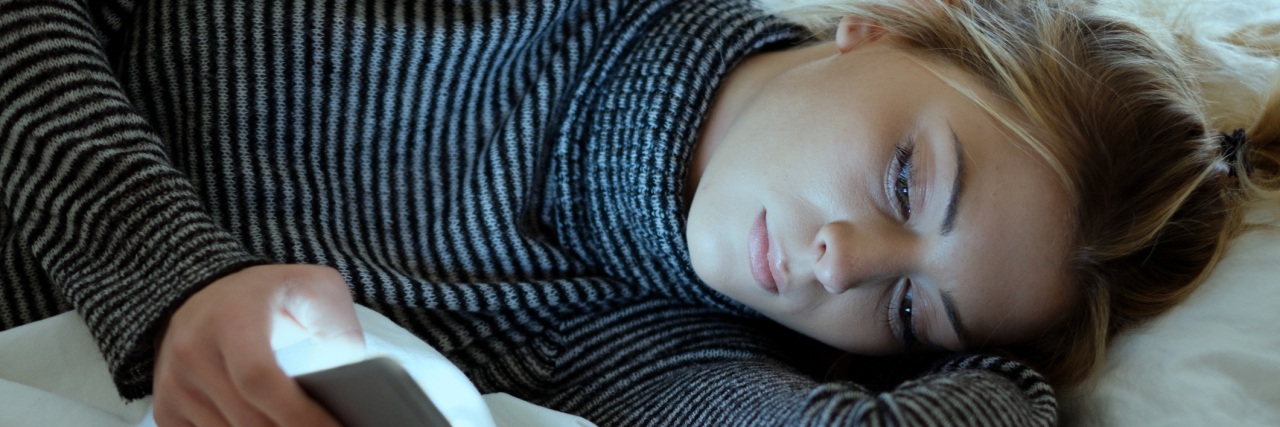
left=940, top=289, right=971, bottom=351
left=941, top=128, right=966, bottom=236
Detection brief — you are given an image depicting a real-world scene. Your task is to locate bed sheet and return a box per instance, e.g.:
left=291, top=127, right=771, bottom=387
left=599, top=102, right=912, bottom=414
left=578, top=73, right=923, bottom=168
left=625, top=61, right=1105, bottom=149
left=0, top=304, right=594, bottom=427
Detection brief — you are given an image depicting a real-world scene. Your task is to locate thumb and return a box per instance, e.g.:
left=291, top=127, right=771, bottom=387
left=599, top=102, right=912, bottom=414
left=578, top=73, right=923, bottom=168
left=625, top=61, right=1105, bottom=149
left=273, top=279, right=367, bottom=371
left=307, top=320, right=366, bottom=372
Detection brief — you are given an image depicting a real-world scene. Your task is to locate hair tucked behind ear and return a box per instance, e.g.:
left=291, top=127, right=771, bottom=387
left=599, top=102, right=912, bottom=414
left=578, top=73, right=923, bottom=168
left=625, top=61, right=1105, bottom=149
left=758, top=0, right=1280, bottom=388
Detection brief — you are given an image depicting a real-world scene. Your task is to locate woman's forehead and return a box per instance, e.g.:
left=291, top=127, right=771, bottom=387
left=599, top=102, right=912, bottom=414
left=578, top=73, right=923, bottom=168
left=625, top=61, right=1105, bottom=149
left=927, top=107, right=1076, bottom=347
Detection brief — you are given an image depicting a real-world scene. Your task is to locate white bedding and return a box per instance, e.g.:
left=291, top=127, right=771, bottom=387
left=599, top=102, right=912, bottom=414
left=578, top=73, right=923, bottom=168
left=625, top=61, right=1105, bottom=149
left=0, top=305, right=595, bottom=427
left=1061, top=209, right=1280, bottom=426
left=1057, top=1, right=1280, bottom=424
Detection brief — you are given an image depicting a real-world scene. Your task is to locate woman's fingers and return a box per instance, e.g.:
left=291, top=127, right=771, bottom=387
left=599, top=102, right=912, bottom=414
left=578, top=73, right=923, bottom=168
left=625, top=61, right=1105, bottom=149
left=154, top=314, right=231, bottom=426
left=154, top=358, right=234, bottom=427
left=157, top=324, right=271, bottom=427
left=153, top=264, right=361, bottom=427
left=198, top=357, right=277, bottom=427
left=178, top=388, right=236, bottom=427
left=276, top=269, right=366, bottom=370
left=221, top=323, right=342, bottom=427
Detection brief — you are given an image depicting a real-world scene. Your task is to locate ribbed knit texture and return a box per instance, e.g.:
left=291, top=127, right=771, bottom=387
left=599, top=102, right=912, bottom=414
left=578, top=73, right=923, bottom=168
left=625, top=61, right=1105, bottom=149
left=0, top=0, right=1057, bottom=425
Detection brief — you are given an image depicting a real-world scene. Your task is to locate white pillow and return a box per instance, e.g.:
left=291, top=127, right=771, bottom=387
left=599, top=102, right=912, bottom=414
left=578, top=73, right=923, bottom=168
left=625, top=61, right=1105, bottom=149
left=1061, top=209, right=1280, bottom=426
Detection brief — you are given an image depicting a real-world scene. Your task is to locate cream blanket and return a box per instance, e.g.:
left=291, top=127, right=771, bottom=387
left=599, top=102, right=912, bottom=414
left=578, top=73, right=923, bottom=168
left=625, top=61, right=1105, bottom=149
left=0, top=305, right=594, bottom=427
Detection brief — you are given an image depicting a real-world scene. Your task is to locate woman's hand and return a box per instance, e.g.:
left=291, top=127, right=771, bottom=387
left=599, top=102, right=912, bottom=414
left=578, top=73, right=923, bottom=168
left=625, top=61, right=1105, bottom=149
left=152, top=264, right=366, bottom=427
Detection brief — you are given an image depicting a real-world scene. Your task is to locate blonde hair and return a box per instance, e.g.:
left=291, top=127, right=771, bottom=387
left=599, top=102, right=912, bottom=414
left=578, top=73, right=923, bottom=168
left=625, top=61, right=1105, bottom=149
left=758, top=0, right=1280, bottom=387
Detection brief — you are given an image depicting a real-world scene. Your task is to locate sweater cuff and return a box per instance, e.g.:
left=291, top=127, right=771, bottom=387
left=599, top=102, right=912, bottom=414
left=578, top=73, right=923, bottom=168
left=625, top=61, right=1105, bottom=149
left=110, top=254, right=271, bottom=400
left=23, top=197, right=271, bottom=400
left=69, top=224, right=270, bottom=400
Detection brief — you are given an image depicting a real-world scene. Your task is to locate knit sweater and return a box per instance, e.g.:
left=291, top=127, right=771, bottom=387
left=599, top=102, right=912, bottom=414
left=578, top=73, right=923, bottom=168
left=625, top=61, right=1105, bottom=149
left=0, top=0, right=1057, bottom=425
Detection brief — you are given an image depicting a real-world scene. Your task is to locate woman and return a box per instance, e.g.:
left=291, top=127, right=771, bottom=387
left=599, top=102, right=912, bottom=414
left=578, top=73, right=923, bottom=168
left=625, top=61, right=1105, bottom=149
left=0, top=0, right=1274, bottom=426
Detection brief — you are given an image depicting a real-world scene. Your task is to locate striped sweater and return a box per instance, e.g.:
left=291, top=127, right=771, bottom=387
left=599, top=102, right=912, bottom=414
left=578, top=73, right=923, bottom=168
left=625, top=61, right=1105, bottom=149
left=0, top=0, right=1057, bottom=425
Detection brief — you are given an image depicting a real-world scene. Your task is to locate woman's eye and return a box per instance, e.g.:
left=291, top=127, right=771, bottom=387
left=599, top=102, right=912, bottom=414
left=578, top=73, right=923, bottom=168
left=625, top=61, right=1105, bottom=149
left=893, top=145, right=914, bottom=220
left=899, top=282, right=919, bottom=350
left=900, top=286, right=914, bottom=325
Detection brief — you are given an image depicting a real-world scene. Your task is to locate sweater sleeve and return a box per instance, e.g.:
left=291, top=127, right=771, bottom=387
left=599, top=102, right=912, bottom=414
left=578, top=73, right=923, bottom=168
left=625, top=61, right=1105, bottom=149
left=792, top=355, right=1057, bottom=426
left=0, top=0, right=269, bottom=399
left=583, top=355, right=1056, bottom=427
left=531, top=300, right=1057, bottom=426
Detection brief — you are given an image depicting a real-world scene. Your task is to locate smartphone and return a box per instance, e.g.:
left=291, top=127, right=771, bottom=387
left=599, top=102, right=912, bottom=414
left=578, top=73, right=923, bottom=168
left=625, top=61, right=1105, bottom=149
left=295, top=356, right=453, bottom=427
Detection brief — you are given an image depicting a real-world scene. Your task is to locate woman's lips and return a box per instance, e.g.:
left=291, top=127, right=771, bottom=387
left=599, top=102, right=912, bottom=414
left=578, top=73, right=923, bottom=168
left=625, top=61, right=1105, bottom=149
left=749, top=210, right=780, bottom=294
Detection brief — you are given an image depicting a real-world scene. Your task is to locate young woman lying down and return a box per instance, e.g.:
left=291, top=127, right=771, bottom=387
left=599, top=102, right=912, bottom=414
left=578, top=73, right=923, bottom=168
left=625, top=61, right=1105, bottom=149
left=1, top=0, right=1275, bottom=425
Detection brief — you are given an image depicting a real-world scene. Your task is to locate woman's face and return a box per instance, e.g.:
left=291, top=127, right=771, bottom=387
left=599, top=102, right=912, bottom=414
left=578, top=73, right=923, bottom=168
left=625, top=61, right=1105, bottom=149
left=685, top=26, right=1075, bottom=355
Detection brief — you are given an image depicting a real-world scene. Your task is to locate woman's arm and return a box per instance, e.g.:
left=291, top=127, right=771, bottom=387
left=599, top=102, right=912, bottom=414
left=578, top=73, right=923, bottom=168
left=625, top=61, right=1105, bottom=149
left=0, top=0, right=261, bottom=397
left=529, top=299, right=1055, bottom=426
left=1, top=4, right=372, bottom=425
left=794, top=355, right=1056, bottom=426
left=571, top=356, right=1054, bottom=426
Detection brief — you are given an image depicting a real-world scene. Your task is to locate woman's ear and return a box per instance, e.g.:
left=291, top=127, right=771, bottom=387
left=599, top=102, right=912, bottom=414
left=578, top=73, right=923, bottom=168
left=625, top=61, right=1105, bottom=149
left=834, top=0, right=956, bottom=54
left=834, top=16, right=886, bottom=54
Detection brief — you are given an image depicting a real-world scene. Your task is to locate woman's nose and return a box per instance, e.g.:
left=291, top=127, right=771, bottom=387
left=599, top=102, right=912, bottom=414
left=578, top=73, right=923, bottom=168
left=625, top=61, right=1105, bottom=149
left=811, top=221, right=909, bottom=294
